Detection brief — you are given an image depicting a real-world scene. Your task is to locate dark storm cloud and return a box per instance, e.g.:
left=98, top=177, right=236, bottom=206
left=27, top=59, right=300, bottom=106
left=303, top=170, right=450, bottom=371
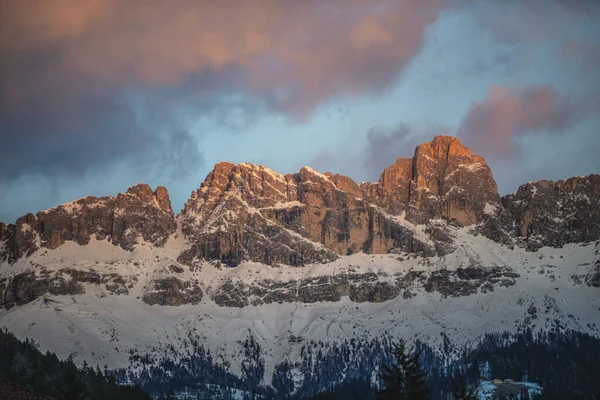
left=0, top=0, right=445, bottom=186
left=0, top=32, right=208, bottom=186
left=363, top=124, right=420, bottom=177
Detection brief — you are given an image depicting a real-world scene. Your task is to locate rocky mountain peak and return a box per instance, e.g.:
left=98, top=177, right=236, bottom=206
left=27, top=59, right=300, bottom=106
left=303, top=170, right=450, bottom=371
left=406, top=135, right=500, bottom=226
left=430, top=135, right=474, bottom=157
left=176, top=137, right=521, bottom=266
left=127, top=183, right=156, bottom=202
left=0, top=184, right=176, bottom=262
left=502, top=174, right=600, bottom=249
left=126, top=183, right=174, bottom=215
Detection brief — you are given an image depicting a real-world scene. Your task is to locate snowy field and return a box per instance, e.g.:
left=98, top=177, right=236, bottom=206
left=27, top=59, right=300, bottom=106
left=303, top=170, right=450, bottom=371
left=1, top=222, right=599, bottom=385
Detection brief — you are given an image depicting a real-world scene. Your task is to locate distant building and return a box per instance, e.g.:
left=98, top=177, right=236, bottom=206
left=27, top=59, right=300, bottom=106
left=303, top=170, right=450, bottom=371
left=492, top=379, right=503, bottom=385
left=0, top=381, right=55, bottom=400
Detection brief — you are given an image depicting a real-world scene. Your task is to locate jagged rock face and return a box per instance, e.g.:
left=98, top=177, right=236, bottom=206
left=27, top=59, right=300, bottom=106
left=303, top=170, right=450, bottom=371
left=180, top=162, right=437, bottom=266
left=375, top=157, right=413, bottom=215
left=503, top=175, right=600, bottom=249
left=0, top=268, right=137, bottom=309
left=12, top=214, right=39, bottom=261
left=179, top=136, right=501, bottom=266
left=142, top=277, right=202, bottom=306
left=2, top=136, right=598, bottom=269
left=207, top=266, right=519, bottom=307
left=0, top=222, right=9, bottom=249
left=179, top=186, right=338, bottom=267
left=405, top=136, right=501, bottom=225
left=2, top=184, right=176, bottom=261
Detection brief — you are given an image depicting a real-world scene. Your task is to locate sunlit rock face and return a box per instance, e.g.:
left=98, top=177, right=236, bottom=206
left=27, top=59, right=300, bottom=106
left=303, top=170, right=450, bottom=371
left=405, top=135, right=501, bottom=226
left=1, top=184, right=176, bottom=262
left=2, top=136, right=599, bottom=269
left=178, top=161, right=435, bottom=267
left=178, top=136, right=503, bottom=266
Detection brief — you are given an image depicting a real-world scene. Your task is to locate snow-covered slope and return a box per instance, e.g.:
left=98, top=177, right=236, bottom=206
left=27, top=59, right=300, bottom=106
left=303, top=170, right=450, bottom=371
left=1, top=136, right=599, bottom=396
left=1, top=221, right=598, bottom=393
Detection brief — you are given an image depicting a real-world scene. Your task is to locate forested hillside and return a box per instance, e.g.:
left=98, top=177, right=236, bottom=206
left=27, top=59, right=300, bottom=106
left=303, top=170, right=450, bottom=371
left=0, top=328, right=151, bottom=400
left=306, top=330, right=600, bottom=400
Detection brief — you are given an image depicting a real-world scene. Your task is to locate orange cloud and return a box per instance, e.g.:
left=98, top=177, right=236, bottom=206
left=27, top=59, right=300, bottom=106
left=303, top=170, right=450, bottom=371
left=457, top=85, right=584, bottom=158
left=1, top=0, right=445, bottom=116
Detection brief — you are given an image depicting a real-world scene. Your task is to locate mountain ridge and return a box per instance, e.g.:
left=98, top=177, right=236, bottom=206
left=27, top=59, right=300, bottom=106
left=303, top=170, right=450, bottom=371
left=1, top=135, right=599, bottom=267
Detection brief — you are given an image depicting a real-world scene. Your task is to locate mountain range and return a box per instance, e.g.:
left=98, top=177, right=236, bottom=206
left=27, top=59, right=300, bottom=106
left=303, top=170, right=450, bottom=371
left=1, top=135, right=599, bottom=398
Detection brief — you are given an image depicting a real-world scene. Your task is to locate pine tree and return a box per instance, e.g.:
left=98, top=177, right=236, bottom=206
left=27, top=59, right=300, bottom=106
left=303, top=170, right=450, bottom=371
left=165, top=388, right=177, bottom=400
left=451, top=376, right=478, bottom=400
left=376, top=339, right=430, bottom=400
left=61, top=356, right=85, bottom=400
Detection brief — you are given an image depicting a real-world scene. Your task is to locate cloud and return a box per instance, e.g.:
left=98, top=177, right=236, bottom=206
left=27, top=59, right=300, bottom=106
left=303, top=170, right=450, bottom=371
left=308, top=123, right=436, bottom=184
left=364, top=124, right=420, bottom=176
left=1, top=0, right=445, bottom=116
left=0, top=0, right=445, bottom=189
left=457, top=85, right=587, bottom=159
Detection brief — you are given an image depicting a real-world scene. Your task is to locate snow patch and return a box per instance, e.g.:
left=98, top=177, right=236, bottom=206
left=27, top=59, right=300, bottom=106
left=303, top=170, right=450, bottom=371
left=483, top=203, right=499, bottom=216
left=261, top=201, right=305, bottom=210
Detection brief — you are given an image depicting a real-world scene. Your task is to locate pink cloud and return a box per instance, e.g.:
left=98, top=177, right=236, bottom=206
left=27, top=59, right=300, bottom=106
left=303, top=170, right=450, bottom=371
left=457, top=85, right=583, bottom=158
left=1, top=0, right=445, bottom=117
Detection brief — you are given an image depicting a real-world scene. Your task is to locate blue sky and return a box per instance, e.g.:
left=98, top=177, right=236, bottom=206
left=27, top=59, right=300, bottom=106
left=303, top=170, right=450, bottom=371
left=0, top=0, right=598, bottom=221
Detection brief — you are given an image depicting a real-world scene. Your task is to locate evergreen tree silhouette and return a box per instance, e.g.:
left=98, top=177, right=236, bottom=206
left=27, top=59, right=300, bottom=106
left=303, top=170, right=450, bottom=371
left=451, top=376, right=478, bottom=400
left=165, top=388, right=177, bottom=400
left=375, top=339, right=430, bottom=400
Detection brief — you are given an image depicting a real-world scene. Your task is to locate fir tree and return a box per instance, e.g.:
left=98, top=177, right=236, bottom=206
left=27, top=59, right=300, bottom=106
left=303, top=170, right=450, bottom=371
left=165, top=388, right=177, bottom=400
left=451, top=376, right=478, bottom=400
left=376, top=339, right=430, bottom=400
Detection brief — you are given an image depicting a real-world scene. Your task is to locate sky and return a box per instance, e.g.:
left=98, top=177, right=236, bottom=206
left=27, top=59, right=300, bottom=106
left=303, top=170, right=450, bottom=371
left=1, top=0, right=599, bottom=222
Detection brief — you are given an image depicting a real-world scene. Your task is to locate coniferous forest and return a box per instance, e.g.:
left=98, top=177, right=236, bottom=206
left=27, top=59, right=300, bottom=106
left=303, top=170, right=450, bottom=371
left=1, top=327, right=600, bottom=399
left=0, top=328, right=151, bottom=400
left=307, top=330, right=600, bottom=400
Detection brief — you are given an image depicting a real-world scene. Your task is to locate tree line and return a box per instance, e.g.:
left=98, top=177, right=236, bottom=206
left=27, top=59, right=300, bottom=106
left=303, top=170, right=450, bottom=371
left=2, top=326, right=599, bottom=399
left=0, top=328, right=150, bottom=400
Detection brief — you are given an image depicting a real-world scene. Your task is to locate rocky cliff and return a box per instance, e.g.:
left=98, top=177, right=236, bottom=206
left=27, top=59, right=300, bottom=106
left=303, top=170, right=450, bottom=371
left=502, top=175, right=600, bottom=249
left=0, top=184, right=175, bottom=263
left=178, top=136, right=504, bottom=266
left=178, top=161, right=437, bottom=267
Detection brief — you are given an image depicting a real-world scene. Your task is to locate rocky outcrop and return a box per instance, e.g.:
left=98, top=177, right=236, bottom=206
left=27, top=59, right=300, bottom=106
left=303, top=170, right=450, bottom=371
left=0, top=222, right=10, bottom=259
left=371, top=157, right=413, bottom=215
left=1, top=184, right=176, bottom=261
left=405, top=136, right=501, bottom=226
left=0, top=268, right=137, bottom=309
left=502, top=175, right=600, bottom=249
left=209, top=272, right=400, bottom=307
left=208, top=266, right=519, bottom=307
left=179, top=136, right=501, bottom=266
left=11, top=214, right=40, bottom=260
left=142, top=277, right=203, bottom=306
left=1, top=272, right=51, bottom=309
left=1, top=136, right=598, bottom=268
left=178, top=136, right=600, bottom=266
left=421, top=266, right=519, bottom=297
